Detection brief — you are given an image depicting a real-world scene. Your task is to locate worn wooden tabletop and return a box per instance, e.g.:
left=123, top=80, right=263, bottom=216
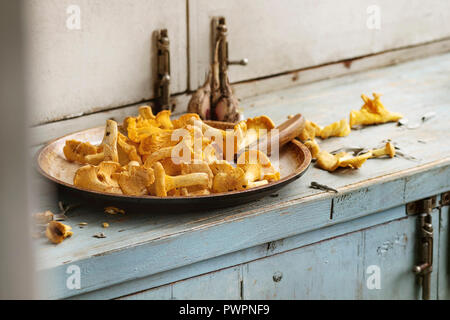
left=32, top=53, right=450, bottom=298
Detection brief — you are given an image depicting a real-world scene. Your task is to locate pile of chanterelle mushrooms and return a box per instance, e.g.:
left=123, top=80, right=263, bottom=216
left=298, top=93, right=402, bottom=171
left=63, top=106, right=280, bottom=197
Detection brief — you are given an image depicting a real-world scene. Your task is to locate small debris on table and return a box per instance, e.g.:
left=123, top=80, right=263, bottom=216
left=102, top=222, right=109, bottom=228
left=78, top=222, right=88, bottom=228
left=310, top=181, right=338, bottom=193
left=93, top=232, right=106, bottom=239
left=33, top=210, right=54, bottom=224
left=104, top=206, right=125, bottom=215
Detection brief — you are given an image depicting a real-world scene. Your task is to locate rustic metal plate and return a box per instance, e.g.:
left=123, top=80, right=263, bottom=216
left=36, top=122, right=311, bottom=211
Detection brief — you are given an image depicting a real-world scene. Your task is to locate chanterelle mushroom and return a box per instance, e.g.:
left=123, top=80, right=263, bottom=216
left=319, top=119, right=351, bottom=139
left=237, top=150, right=280, bottom=185
left=212, top=167, right=246, bottom=193
left=74, top=161, right=123, bottom=194
left=63, top=140, right=103, bottom=165
left=370, top=142, right=396, bottom=158
left=46, top=221, right=73, bottom=244
left=350, top=93, right=403, bottom=127
left=112, top=162, right=155, bottom=196
left=149, top=162, right=209, bottom=197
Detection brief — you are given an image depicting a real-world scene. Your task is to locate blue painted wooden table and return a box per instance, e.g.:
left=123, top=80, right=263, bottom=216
left=33, top=53, right=450, bottom=299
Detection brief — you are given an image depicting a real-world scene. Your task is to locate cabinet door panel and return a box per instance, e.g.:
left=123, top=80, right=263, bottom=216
left=438, top=204, right=450, bottom=299
left=361, top=210, right=439, bottom=299
left=243, top=233, right=363, bottom=299
left=243, top=208, right=440, bottom=299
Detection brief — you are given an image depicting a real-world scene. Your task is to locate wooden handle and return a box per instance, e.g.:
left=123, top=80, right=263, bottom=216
left=238, top=114, right=305, bottom=158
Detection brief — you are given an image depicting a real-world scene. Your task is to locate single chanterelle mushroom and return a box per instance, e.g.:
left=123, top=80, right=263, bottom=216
left=46, top=221, right=73, bottom=244
left=74, top=161, right=123, bottom=194
left=155, top=110, right=174, bottom=130
left=150, top=162, right=209, bottom=197
left=63, top=140, right=104, bottom=165
left=370, top=142, right=396, bottom=158
left=112, top=162, right=155, bottom=196
left=237, top=150, right=280, bottom=185
left=350, top=93, right=403, bottom=127
left=316, top=150, right=372, bottom=172
left=212, top=167, right=246, bottom=193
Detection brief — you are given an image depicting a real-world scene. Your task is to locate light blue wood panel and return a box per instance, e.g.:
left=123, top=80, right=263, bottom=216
left=119, top=266, right=241, bottom=300
left=119, top=285, right=171, bottom=300
left=243, top=232, right=363, bottom=299
left=171, top=266, right=241, bottom=300
left=72, top=205, right=406, bottom=299
left=438, top=201, right=450, bottom=300
left=361, top=210, right=439, bottom=299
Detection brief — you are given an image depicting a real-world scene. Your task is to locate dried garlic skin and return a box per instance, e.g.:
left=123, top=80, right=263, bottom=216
left=350, top=93, right=403, bottom=127
left=319, top=119, right=351, bottom=139
left=46, top=221, right=73, bottom=244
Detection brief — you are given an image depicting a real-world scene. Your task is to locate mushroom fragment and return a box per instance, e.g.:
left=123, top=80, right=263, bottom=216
left=370, top=142, right=396, bottom=158
left=117, top=132, right=142, bottom=166
left=350, top=93, right=403, bottom=127
left=46, top=221, right=73, bottom=244
left=319, top=119, right=351, bottom=139
left=298, top=120, right=322, bottom=142
left=33, top=210, right=54, bottom=224
left=304, top=139, right=320, bottom=159
left=150, top=162, right=210, bottom=197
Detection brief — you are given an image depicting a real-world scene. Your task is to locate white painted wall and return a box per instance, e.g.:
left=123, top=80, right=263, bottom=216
left=189, top=0, right=450, bottom=87
left=24, top=0, right=450, bottom=125
left=24, top=0, right=187, bottom=125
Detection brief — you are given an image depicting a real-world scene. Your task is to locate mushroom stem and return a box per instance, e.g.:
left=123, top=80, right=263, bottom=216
left=102, top=120, right=119, bottom=162
left=166, top=173, right=209, bottom=191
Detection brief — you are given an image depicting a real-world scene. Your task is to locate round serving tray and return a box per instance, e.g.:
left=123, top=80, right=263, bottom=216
left=36, top=121, right=311, bottom=211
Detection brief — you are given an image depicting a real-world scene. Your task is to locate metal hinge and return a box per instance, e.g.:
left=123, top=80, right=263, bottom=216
left=155, top=29, right=172, bottom=111
left=212, top=17, right=248, bottom=93
left=407, top=192, right=449, bottom=300
left=407, top=192, right=450, bottom=215
left=406, top=196, right=437, bottom=216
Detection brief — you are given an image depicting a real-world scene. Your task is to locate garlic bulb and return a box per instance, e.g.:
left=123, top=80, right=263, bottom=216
left=187, top=72, right=211, bottom=120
